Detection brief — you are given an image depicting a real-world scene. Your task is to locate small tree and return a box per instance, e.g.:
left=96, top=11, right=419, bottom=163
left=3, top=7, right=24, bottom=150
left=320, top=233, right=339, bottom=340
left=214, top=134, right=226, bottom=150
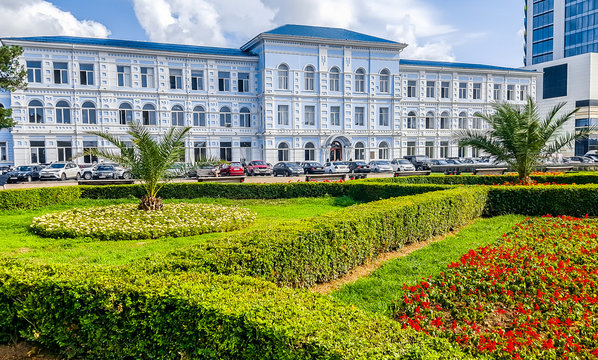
left=84, top=121, right=190, bottom=210
left=0, top=45, right=27, bottom=128
left=457, top=98, right=590, bottom=183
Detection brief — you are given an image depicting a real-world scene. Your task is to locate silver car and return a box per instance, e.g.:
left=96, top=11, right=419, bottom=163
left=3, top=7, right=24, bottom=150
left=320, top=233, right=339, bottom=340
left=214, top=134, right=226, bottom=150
left=39, top=161, right=80, bottom=181
left=391, top=159, right=415, bottom=172
left=368, top=160, right=394, bottom=172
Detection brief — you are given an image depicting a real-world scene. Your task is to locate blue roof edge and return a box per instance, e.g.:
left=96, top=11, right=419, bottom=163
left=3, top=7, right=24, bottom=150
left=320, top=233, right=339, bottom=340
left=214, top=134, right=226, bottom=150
left=263, top=24, right=399, bottom=44
left=400, top=59, right=536, bottom=73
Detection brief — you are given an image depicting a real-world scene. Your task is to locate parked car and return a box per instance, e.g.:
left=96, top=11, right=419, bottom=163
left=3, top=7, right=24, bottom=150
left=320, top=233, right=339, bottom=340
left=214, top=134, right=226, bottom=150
left=567, top=156, right=595, bottom=163
left=390, top=159, right=415, bottom=172
left=461, top=158, right=481, bottom=164
left=244, top=160, right=272, bottom=176
left=584, top=153, right=598, bottom=162
left=368, top=160, right=394, bottom=173
left=430, top=159, right=449, bottom=166
left=92, top=164, right=119, bottom=179
left=0, top=165, right=11, bottom=175
left=323, top=161, right=350, bottom=174
left=272, top=162, right=304, bottom=176
left=346, top=161, right=371, bottom=173
left=39, top=161, right=80, bottom=181
left=300, top=161, right=325, bottom=174
left=403, top=155, right=432, bottom=171
left=6, top=165, right=43, bottom=183
left=445, top=158, right=462, bottom=165
left=219, top=162, right=245, bottom=176
left=80, top=163, right=131, bottom=180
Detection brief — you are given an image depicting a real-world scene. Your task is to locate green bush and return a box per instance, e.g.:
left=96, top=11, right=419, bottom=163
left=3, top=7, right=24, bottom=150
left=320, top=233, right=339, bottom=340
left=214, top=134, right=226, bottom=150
left=0, top=261, right=470, bottom=359
left=152, top=187, right=488, bottom=288
left=0, top=187, right=81, bottom=210
left=364, top=172, right=598, bottom=185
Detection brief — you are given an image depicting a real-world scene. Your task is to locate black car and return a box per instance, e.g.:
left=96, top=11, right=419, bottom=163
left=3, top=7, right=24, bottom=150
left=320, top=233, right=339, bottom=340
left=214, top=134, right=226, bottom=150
left=6, top=165, right=43, bottom=183
left=272, top=162, right=304, bottom=176
left=92, top=165, right=118, bottom=179
left=0, top=165, right=11, bottom=175
left=300, top=162, right=325, bottom=174
left=346, top=161, right=371, bottom=173
left=403, top=155, right=432, bottom=171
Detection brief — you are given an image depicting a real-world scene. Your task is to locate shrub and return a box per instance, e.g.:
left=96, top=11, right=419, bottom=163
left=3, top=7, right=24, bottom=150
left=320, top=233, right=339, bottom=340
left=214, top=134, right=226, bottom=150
left=364, top=172, right=598, bottom=186
left=0, top=187, right=81, bottom=210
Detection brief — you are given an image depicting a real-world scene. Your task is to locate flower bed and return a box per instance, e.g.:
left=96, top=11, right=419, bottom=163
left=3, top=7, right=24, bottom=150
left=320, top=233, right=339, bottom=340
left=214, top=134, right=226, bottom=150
left=392, top=216, right=598, bottom=359
left=30, top=203, right=256, bottom=240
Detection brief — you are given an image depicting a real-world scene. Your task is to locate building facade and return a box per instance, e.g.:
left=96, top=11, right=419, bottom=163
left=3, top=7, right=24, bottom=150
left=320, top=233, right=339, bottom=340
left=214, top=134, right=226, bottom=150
left=0, top=25, right=537, bottom=167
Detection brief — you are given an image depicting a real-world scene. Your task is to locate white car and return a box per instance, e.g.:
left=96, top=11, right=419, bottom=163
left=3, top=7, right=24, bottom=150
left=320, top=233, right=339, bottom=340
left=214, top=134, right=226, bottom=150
left=368, top=160, right=394, bottom=172
left=323, top=161, right=350, bottom=173
left=39, top=161, right=80, bottom=181
left=391, top=159, right=416, bottom=172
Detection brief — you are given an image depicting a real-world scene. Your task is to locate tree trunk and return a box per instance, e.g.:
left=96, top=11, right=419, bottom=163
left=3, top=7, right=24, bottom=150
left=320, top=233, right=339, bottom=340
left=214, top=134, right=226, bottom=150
left=138, top=195, right=163, bottom=211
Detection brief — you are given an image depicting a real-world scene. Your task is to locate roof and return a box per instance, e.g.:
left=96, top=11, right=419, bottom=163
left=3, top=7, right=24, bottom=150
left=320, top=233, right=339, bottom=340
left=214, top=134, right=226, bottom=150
left=1, top=36, right=254, bottom=57
left=263, top=24, right=399, bottom=44
left=400, top=59, right=536, bottom=73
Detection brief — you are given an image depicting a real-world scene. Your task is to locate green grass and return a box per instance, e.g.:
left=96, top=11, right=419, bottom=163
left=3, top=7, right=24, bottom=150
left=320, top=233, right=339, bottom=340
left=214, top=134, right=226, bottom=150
left=330, top=214, right=527, bottom=315
left=0, top=196, right=356, bottom=266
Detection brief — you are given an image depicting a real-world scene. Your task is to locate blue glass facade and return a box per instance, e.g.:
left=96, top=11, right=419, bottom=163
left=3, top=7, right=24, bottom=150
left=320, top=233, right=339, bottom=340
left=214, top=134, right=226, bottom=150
left=565, top=0, right=598, bottom=57
left=531, top=0, right=555, bottom=64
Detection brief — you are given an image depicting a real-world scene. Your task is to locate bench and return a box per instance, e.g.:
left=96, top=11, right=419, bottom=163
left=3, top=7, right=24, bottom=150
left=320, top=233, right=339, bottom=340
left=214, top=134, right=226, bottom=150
left=305, top=174, right=347, bottom=182
left=78, top=179, right=135, bottom=186
left=543, top=166, right=574, bottom=173
left=473, top=167, right=508, bottom=175
left=348, top=173, right=368, bottom=180
left=197, top=176, right=245, bottom=183
left=393, top=171, right=431, bottom=177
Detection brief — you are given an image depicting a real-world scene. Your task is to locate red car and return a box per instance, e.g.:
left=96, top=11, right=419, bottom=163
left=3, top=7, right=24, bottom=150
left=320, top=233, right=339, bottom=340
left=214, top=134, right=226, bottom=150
left=219, top=162, right=245, bottom=176
left=244, top=160, right=272, bottom=176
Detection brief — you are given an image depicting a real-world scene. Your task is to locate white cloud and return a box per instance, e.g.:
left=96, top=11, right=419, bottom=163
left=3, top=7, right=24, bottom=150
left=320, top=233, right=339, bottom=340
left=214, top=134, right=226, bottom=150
left=0, top=0, right=110, bottom=38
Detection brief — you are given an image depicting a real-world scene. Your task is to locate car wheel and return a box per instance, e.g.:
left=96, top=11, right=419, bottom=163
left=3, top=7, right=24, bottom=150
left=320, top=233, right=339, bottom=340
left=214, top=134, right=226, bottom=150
left=417, top=166, right=423, bottom=171
left=61, top=173, right=67, bottom=181
left=26, top=175, right=32, bottom=182
left=84, top=172, right=92, bottom=180
left=76, top=173, right=81, bottom=180
left=286, top=171, right=291, bottom=177
left=112, top=173, right=117, bottom=179
left=122, top=172, right=131, bottom=179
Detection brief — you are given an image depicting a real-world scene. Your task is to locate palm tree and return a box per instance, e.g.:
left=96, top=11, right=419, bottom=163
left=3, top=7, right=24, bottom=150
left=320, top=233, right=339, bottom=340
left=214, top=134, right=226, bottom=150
left=84, top=121, right=190, bottom=210
left=457, top=98, right=590, bottom=184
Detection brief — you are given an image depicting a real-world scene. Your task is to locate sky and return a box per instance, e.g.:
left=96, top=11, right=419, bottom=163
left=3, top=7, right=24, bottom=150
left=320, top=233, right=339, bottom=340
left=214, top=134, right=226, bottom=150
left=0, top=0, right=526, bottom=68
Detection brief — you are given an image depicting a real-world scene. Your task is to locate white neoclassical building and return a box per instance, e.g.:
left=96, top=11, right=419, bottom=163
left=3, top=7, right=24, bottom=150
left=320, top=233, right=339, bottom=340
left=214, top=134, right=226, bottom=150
left=0, top=25, right=538, bottom=167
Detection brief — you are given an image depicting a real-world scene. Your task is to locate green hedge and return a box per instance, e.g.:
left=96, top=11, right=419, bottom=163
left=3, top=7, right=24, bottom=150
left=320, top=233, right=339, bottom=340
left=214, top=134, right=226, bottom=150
left=363, top=172, right=598, bottom=185
left=0, top=261, right=470, bottom=359
left=151, top=187, right=488, bottom=288
left=0, top=187, right=81, bottom=210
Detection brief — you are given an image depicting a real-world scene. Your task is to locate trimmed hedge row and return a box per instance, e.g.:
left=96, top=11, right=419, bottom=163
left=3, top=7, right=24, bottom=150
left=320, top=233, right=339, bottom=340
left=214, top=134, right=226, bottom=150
left=0, top=187, right=81, bottom=210
left=363, top=172, right=598, bottom=185
left=0, top=261, right=470, bottom=359
left=150, top=187, right=488, bottom=288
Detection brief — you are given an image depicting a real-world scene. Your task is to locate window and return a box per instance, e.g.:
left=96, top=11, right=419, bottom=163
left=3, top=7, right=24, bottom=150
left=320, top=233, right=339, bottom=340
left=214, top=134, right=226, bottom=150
left=459, top=82, right=467, bottom=99
left=458, top=112, right=468, bottom=129
left=30, top=140, right=46, bottom=164
left=407, top=80, right=417, bottom=97
left=118, top=103, right=132, bottom=125
left=425, top=141, right=434, bottom=158
left=55, top=101, right=70, bottom=124
left=330, top=106, right=340, bottom=126
left=355, top=68, right=365, bottom=93
left=304, top=105, right=315, bottom=126
left=219, top=107, right=232, bottom=127
left=117, top=66, right=131, bottom=87
left=304, top=142, right=315, bottom=161
left=519, top=85, right=528, bottom=101
left=193, top=106, right=206, bottom=127
left=440, top=111, right=449, bottom=129
left=543, top=64, right=567, bottom=99
left=278, top=64, right=289, bottom=90
left=191, top=70, right=204, bottom=91
left=354, top=142, right=365, bottom=160
left=380, top=69, right=390, bottom=93
left=472, top=117, right=482, bottom=129
left=240, top=107, right=251, bottom=127
left=238, top=72, right=249, bottom=93
left=426, top=81, right=435, bottom=98
left=28, top=100, right=44, bottom=123
left=278, top=142, right=289, bottom=161
left=169, top=69, right=183, bottom=89
left=277, top=105, right=289, bottom=126
left=142, top=104, right=156, bottom=125
left=407, top=111, right=417, bottom=129
left=79, top=64, right=94, bottom=85
left=194, top=141, right=207, bottom=162
left=81, top=102, right=97, bottom=124
left=379, top=107, right=389, bottom=126
left=441, top=81, right=450, bottom=99
left=140, top=67, right=154, bottom=88
left=57, top=140, right=72, bottom=162
left=493, top=84, right=502, bottom=101
left=378, top=141, right=389, bottom=159
left=472, top=147, right=480, bottom=157
left=27, top=61, right=42, bottom=83
left=53, top=62, right=68, bottom=84
left=220, top=141, right=232, bottom=161
left=0, top=141, right=6, bottom=161
left=507, top=85, right=515, bottom=100
left=406, top=141, right=416, bottom=156
left=425, top=111, right=435, bottom=129
left=305, top=66, right=315, bottom=91
left=329, top=67, right=340, bottom=92
left=473, top=83, right=482, bottom=100
left=83, top=139, right=98, bottom=164
left=355, top=107, right=365, bottom=126
left=172, top=105, right=184, bottom=126
left=218, top=72, right=230, bottom=91
left=458, top=146, right=466, bottom=158
left=440, top=141, right=449, bottom=158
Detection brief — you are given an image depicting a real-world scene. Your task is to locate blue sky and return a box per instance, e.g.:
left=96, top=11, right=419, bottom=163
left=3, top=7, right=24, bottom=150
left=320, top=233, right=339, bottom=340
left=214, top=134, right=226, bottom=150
left=1, top=0, right=526, bottom=68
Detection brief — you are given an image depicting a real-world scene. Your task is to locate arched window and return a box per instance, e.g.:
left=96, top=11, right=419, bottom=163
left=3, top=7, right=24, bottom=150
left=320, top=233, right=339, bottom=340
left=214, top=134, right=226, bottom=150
left=240, top=107, right=251, bottom=127
left=407, top=111, right=417, bottom=129
left=378, top=141, right=389, bottom=160
left=278, top=142, right=289, bottom=161
left=355, top=68, right=365, bottom=93
left=172, top=105, right=184, bottom=126
left=425, top=111, right=435, bottom=129
left=329, top=67, right=340, bottom=92
left=354, top=141, right=365, bottom=160
left=142, top=104, right=156, bottom=125
left=380, top=69, right=390, bottom=93
left=304, top=65, right=315, bottom=91
left=193, top=106, right=206, bottom=127
left=220, top=106, right=232, bottom=127
left=28, top=100, right=44, bottom=123
left=278, top=64, right=289, bottom=90
left=82, top=101, right=96, bottom=124
left=55, top=101, right=71, bottom=124
left=458, top=112, right=468, bottom=129
left=118, top=103, right=132, bottom=125
left=304, top=142, right=315, bottom=161
left=440, top=111, right=450, bottom=129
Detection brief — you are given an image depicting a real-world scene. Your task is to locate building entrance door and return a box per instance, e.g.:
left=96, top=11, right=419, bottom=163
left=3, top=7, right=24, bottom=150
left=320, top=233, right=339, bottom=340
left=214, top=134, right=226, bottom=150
left=330, top=141, right=342, bottom=161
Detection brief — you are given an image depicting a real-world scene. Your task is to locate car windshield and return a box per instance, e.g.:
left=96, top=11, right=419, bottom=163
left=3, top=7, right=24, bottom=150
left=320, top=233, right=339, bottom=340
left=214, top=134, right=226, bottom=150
left=398, top=160, right=410, bottom=164
left=287, top=163, right=301, bottom=168
left=230, top=163, right=242, bottom=167
left=435, top=160, right=448, bottom=165
left=96, top=166, right=113, bottom=171
left=354, top=161, right=366, bottom=165
left=414, top=157, right=428, bottom=161
left=376, top=161, right=390, bottom=165
left=252, top=161, right=267, bottom=165
left=49, top=163, right=65, bottom=169
left=17, top=166, right=33, bottom=171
